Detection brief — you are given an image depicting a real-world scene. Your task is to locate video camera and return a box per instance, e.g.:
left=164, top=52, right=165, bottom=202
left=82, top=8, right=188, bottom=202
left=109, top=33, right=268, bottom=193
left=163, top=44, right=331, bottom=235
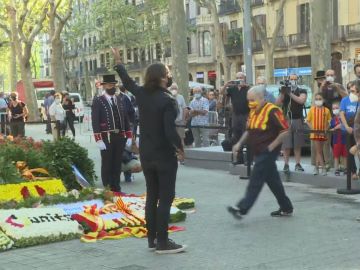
left=279, top=80, right=291, bottom=95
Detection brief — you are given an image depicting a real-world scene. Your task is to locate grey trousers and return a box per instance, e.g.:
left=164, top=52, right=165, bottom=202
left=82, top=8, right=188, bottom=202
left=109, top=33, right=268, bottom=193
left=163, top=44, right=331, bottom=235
left=192, top=127, right=210, bottom=148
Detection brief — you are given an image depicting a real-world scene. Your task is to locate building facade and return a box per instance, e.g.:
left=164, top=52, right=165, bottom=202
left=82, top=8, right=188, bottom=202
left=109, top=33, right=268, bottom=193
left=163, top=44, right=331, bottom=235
left=39, top=0, right=360, bottom=98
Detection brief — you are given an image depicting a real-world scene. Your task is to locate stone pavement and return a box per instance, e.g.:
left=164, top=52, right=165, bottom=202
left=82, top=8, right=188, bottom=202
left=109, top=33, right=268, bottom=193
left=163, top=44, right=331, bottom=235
left=1, top=123, right=359, bottom=270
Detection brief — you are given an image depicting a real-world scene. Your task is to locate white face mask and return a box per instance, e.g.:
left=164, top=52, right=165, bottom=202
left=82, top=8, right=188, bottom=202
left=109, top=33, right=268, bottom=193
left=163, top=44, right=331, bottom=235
left=55, top=98, right=61, bottom=105
left=333, top=109, right=340, bottom=115
left=194, top=93, right=201, bottom=99
left=326, top=76, right=335, bottom=83
left=314, top=100, right=323, bottom=107
left=171, top=90, right=178, bottom=96
left=349, top=93, right=359, bottom=103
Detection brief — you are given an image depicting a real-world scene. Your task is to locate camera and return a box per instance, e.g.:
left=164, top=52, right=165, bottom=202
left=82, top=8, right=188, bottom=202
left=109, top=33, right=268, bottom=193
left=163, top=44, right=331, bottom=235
left=279, top=80, right=291, bottom=95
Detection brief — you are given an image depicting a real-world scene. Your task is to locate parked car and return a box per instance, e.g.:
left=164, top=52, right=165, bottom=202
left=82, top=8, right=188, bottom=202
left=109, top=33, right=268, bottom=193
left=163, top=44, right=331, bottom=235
left=69, top=93, right=85, bottom=122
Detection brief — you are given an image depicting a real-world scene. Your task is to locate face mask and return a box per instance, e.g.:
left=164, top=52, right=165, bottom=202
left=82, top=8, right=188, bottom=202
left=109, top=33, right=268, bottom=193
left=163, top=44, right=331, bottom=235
left=166, top=77, right=173, bottom=88
left=55, top=98, right=61, bottom=104
left=317, top=82, right=322, bottom=88
left=349, top=93, right=359, bottom=103
left=333, top=109, right=340, bottom=115
left=105, top=87, right=116, bottom=96
left=248, top=101, right=259, bottom=110
left=326, top=76, right=335, bottom=83
left=194, top=93, right=202, bottom=99
left=314, top=100, right=323, bottom=107
left=171, top=90, right=178, bottom=96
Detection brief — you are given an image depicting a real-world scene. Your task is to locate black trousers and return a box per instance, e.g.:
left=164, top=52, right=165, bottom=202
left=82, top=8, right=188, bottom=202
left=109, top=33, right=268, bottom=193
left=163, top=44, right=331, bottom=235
left=100, top=133, right=126, bottom=192
left=231, top=113, right=248, bottom=164
left=0, top=113, right=7, bottom=134
left=347, top=134, right=357, bottom=174
left=142, top=157, right=178, bottom=244
left=237, top=150, right=293, bottom=214
left=64, top=115, right=75, bottom=137
left=10, top=121, right=25, bottom=137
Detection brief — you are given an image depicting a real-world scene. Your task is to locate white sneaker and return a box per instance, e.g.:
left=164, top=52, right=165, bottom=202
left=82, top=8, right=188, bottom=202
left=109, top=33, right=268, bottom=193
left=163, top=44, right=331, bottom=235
left=313, top=167, right=319, bottom=175
left=321, top=167, right=327, bottom=176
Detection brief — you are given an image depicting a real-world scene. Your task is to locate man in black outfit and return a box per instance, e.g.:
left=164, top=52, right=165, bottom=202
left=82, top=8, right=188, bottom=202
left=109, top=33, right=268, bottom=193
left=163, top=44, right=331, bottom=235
left=91, top=74, right=133, bottom=192
left=112, top=48, right=186, bottom=254
left=220, top=72, right=250, bottom=163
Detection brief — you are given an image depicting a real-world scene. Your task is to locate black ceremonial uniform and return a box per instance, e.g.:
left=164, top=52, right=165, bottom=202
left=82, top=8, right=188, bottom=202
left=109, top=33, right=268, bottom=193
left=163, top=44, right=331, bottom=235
left=91, top=94, right=132, bottom=192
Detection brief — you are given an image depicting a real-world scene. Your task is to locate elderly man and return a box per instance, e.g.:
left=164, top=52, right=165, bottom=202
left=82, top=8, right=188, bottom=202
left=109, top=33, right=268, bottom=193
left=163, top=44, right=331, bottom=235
left=256, top=76, right=276, bottom=103
left=228, top=85, right=293, bottom=219
left=189, top=86, right=209, bottom=147
left=221, top=72, right=250, bottom=162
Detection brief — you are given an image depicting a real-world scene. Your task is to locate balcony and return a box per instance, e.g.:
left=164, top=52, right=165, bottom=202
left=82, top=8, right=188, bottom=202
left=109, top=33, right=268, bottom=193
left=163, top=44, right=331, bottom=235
left=218, top=1, right=240, bottom=16
left=196, top=14, right=212, bottom=25
left=253, top=40, right=263, bottom=52
left=67, top=70, right=78, bottom=78
left=288, top=32, right=309, bottom=47
left=126, top=60, right=153, bottom=71
left=347, top=23, right=360, bottom=40
left=224, top=44, right=243, bottom=56
left=274, top=36, right=288, bottom=50
left=64, top=49, right=78, bottom=58
left=332, top=25, right=347, bottom=42
left=251, top=0, right=264, bottom=7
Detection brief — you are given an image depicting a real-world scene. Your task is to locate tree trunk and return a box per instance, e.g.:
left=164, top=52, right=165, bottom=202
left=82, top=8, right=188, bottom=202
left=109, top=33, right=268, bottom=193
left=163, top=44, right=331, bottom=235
left=310, top=0, right=332, bottom=93
left=19, top=61, right=38, bottom=121
left=51, top=38, right=66, bottom=92
left=169, top=0, right=189, bottom=101
left=208, top=1, right=230, bottom=86
left=264, top=43, right=275, bottom=83
left=9, top=41, right=17, bottom=91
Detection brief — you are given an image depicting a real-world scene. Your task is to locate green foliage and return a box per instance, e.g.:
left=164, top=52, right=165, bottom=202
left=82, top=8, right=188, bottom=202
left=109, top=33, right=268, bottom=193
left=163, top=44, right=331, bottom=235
left=0, top=157, right=23, bottom=184
left=13, top=233, right=81, bottom=248
left=0, top=137, right=96, bottom=189
left=227, top=29, right=243, bottom=46
left=41, top=137, right=97, bottom=190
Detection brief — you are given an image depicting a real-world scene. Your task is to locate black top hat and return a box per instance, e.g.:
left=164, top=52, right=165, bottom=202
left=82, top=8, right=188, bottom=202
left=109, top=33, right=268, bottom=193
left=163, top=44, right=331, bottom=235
left=314, top=70, right=326, bottom=80
left=101, top=74, right=118, bottom=84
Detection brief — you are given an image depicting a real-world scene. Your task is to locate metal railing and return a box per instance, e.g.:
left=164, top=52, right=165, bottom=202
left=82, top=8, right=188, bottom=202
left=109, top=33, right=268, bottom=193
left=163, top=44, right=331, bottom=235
left=218, top=1, right=241, bottom=16
left=224, top=44, right=243, bottom=56
left=288, top=32, right=310, bottom=47
left=275, top=36, right=288, bottom=49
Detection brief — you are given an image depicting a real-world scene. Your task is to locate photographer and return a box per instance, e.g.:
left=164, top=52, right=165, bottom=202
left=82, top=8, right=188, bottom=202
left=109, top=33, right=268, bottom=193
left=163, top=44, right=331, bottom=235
left=220, top=72, right=250, bottom=163
left=276, top=74, right=307, bottom=173
left=320, top=69, right=347, bottom=111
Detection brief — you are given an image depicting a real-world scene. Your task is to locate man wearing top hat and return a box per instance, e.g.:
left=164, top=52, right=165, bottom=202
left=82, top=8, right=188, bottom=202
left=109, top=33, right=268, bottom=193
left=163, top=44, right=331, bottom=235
left=91, top=74, right=132, bottom=192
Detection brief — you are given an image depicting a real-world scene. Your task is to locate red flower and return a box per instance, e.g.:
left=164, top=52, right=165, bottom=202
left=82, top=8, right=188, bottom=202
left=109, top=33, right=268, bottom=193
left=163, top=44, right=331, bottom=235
left=35, top=185, right=46, bottom=196
left=20, top=186, right=30, bottom=199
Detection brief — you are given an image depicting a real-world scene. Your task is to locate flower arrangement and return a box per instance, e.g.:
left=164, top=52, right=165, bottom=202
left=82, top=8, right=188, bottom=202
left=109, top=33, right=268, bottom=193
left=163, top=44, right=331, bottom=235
left=0, top=179, right=67, bottom=202
left=0, top=230, right=13, bottom=251
left=0, top=208, right=82, bottom=248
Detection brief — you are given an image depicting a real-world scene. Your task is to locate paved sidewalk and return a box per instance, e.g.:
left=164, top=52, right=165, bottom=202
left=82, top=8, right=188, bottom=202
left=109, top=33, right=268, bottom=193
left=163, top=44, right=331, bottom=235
left=1, top=123, right=358, bottom=270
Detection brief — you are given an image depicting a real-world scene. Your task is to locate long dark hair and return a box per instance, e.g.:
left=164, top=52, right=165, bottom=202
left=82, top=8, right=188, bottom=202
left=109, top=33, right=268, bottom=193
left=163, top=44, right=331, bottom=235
left=144, top=63, right=167, bottom=92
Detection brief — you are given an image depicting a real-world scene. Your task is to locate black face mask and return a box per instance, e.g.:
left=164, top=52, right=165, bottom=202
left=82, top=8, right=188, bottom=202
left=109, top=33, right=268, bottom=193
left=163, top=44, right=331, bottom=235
left=105, top=88, right=116, bottom=96
left=317, top=82, right=322, bottom=88
left=166, top=77, right=173, bottom=88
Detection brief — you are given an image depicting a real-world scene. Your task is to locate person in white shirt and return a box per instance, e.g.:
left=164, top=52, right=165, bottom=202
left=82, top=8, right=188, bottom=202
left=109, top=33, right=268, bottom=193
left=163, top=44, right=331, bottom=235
left=49, top=93, right=65, bottom=141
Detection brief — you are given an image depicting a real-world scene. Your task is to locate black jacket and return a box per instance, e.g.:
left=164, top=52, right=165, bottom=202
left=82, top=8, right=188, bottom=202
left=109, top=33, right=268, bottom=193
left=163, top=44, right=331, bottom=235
left=114, top=64, right=182, bottom=161
left=91, top=94, right=132, bottom=141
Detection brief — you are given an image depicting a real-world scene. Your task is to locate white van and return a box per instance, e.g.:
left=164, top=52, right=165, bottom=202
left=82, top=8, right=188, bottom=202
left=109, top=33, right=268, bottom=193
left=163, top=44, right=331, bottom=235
left=69, top=93, right=85, bottom=122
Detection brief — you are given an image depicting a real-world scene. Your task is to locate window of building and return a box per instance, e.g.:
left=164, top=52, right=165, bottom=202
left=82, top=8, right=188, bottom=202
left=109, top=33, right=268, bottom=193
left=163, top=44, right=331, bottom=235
left=299, top=3, right=310, bottom=33
left=127, top=48, right=132, bottom=61
left=100, top=53, right=105, bottom=67
left=155, top=43, right=161, bottom=61
left=230, top=20, right=238, bottom=30
left=165, top=41, right=171, bottom=57
left=203, top=31, right=212, bottom=56
left=120, top=50, right=124, bottom=62
left=46, top=67, right=49, bottom=77
left=252, top=14, right=266, bottom=41
left=89, top=60, right=93, bottom=71
left=141, top=48, right=146, bottom=62
left=93, top=36, right=96, bottom=44
left=132, top=0, right=136, bottom=5
left=134, top=48, right=139, bottom=63
left=84, top=38, right=87, bottom=48
left=93, top=59, right=97, bottom=70
left=186, top=3, right=190, bottom=19
left=105, top=52, right=110, bottom=67
left=197, top=4, right=201, bottom=15
left=187, top=37, right=192, bottom=54
left=277, top=9, right=284, bottom=36
left=88, top=37, right=92, bottom=47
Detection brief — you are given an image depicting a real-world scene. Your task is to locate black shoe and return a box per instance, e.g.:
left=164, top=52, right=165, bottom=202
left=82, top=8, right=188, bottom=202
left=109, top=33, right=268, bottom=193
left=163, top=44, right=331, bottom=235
left=227, top=206, right=243, bottom=220
left=283, top=164, right=290, bottom=173
left=295, top=163, right=304, bottom=172
left=335, top=170, right=340, bottom=176
left=148, top=239, right=156, bottom=251
left=270, top=209, right=293, bottom=217
left=155, top=239, right=186, bottom=254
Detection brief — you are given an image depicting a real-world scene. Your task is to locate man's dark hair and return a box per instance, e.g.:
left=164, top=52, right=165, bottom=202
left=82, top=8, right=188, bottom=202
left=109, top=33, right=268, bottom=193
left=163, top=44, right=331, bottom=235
left=144, top=63, right=167, bottom=92
left=354, top=63, right=360, bottom=73
left=50, top=90, right=56, bottom=96
left=314, top=92, right=324, bottom=99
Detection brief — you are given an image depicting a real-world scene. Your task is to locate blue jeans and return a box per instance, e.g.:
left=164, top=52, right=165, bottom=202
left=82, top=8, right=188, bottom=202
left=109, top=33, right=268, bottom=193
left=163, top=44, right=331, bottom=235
left=237, top=150, right=293, bottom=214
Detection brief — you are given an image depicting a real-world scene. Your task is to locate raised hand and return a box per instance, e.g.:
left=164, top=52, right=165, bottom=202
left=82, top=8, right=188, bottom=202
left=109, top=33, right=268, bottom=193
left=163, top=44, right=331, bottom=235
left=111, top=47, right=122, bottom=64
